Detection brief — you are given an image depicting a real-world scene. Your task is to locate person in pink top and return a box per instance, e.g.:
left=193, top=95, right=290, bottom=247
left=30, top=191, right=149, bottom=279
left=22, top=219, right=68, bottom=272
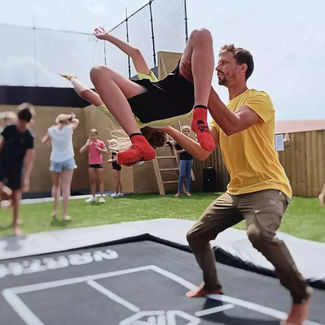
left=80, top=128, right=107, bottom=203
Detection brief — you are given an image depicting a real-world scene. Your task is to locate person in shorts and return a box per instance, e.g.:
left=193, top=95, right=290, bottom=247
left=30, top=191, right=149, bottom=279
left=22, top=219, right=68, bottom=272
left=59, top=29, right=166, bottom=159
left=80, top=128, right=107, bottom=203
left=90, top=27, right=216, bottom=166
left=42, top=113, right=79, bottom=220
left=108, top=139, right=123, bottom=198
left=0, top=103, right=35, bottom=236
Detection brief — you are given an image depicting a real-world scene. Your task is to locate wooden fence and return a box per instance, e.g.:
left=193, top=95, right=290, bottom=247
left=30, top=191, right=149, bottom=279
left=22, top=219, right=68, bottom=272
left=192, top=130, right=325, bottom=197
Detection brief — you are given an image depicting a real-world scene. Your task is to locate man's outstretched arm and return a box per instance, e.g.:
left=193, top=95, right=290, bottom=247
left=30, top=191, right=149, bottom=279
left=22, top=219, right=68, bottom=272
left=208, top=87, right=260, bottom=135
left=162, top=126, right=219, bottom=161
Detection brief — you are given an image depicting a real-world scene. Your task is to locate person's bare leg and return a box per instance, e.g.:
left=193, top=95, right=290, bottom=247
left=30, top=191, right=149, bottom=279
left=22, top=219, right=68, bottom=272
left=179, top=29, right=215, bottom=152
left=90, top=66, right=155, bottom=165
left=61, top=169, right=74, bottom=220
left=88, top=168, right=96, bottom=198
left=59, top=74, right=104, bottom=107
left=319, top=183, right=325, bottom=206
left=12, top=190, right=22, bottom=236
left=51, top=172, right=61, bottom=217
left=115, top=170, right=122, bottom=194
left=117, top=171, right=122, bottom=194
left=97, top=168, right=105, bottom=197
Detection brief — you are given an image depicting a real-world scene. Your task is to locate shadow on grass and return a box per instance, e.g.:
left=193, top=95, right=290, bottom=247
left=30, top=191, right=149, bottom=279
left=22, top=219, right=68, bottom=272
left=0, top=223, right=12, bottom=231
left=121, top=192, right=220, bottom=201
left=50, top=217, right=71, bottom=227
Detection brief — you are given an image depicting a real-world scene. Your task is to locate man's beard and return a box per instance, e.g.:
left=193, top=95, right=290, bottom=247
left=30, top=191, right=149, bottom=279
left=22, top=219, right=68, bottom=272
left=218, top=76, right=227, bottom=85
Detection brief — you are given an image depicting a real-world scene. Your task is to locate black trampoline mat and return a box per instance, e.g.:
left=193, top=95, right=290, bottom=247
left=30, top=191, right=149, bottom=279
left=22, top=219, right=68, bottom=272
left=0, top=240, right=324, bottom=325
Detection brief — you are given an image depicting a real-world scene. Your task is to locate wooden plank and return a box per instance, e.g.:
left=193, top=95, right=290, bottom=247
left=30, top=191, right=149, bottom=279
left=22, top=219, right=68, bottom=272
left=317, top=130, right=325, bottom=193
left=152, top=157, right=165, bottom=195
left=156, top=155, right=178, bottom=159
left=159, top=168, right=180, bottom=171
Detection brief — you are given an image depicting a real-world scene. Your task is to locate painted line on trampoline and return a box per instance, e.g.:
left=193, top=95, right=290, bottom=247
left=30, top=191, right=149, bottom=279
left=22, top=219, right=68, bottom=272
left=87, top=280, right=140, bottom=312
left=194, top=304, right=235, bottom=317
left=2, top=264, right=323, bottom=325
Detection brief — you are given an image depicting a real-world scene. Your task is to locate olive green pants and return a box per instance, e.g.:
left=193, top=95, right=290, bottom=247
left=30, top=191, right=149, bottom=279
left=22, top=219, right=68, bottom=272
left=187, top=189, right=309, bottom=303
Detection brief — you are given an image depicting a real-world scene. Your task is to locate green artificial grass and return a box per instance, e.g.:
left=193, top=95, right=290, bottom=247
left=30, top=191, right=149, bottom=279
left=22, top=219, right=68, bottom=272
left=0, top=193, right=324, bottom=242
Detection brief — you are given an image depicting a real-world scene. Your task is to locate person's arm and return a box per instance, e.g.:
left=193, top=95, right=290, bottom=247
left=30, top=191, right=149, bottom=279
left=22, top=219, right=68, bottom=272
left=80, top=139, right=90, bottom=154
left=0, top=137, right=4, bottom=153
left=208, top=87, right=260, bottom=135
left=95, top=141, right=108, bottom=154
left=176, top=148, right=185, bottom=155
left=163, top=126, right=219, bottom=161
left=41, top=130, right=51, bottom=144
left=69, top=115, right=79, bottom=130
left=174, top=144, right=185, bottom=155
left=21, top=149, right=35, bottom=192
left=94, top=27, right=151, bottom=75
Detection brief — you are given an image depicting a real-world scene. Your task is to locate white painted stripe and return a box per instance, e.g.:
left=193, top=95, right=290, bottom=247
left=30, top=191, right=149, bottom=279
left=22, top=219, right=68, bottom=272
left=3, top=264, right=323, bottom=325
left=2, top=289, right=45, bottom=325
left=207, top=294, right=323, bottom=325
left=8, top=265, right=152, bottom=294
left=194, top=303, right=235, bottom=317
left=148, top=265, right=196, bottom=290
left=87, top=280, right=140, bottom=312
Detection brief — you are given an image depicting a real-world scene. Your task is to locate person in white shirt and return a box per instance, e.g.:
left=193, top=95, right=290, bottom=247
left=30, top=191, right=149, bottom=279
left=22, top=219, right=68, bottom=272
left=42, top=113, right=79, bottom=221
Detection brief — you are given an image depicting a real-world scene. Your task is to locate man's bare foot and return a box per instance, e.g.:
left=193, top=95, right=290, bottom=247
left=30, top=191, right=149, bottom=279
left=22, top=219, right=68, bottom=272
left=174, top=193, right=180, bottom=197
left=14, top=226, right=23, bottom=236
left=281, top=287, right=313, bottom=325
left=186, top=284, right=223, bottom=298
left=186, top=192, right=192, bottom=197
left=62, top=215, right=71, bottom=221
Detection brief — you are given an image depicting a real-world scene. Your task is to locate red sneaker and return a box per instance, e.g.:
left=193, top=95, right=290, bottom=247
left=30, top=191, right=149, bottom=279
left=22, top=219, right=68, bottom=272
left=191, top=107, right=215, bottom=152
left=116, top=144, right=156, bottom=166
left=186, top=284, right=223, bottom=298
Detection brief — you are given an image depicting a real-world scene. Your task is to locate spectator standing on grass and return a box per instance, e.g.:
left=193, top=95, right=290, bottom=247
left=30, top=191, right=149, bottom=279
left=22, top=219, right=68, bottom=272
left=42, top=113, right=79, bottom=221
left=0, top=103, right=35, bottom=235
left=174, top=126, right=194, bottom=197
left=80, top=128, right=107, bottom=203
left=107, top=139, right=123, bottom=198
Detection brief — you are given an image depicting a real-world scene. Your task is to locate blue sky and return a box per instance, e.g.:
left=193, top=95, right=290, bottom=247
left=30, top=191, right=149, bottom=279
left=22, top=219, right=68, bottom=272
left=1, top=0, right=324, bottom=120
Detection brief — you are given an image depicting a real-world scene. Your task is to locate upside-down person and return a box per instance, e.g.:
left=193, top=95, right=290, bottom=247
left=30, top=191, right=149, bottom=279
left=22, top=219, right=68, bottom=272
left=90, top=27, right=216, bottom=166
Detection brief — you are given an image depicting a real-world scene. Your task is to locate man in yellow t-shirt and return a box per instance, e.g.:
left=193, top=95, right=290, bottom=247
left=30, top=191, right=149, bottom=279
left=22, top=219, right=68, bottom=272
left=164, top=44, right=311, bottom=325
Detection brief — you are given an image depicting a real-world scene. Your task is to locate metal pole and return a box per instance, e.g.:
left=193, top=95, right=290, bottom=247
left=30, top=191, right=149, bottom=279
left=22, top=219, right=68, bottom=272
left=184, top=0, right=189, bottom=43
left=104, top=36, right=107, bottom=65
left=125, top=7, right=131, bottom=79
left=149, top=0, right=157, bottom=68
left=32, top=16, right=38, bottom=86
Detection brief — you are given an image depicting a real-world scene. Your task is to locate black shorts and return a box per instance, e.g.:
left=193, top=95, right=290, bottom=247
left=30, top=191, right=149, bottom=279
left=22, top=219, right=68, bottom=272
left=89, top=164, right=103, bottom=169
left=128, top=65, right=194, bottom=124
left=0, top=163, right=22, bottom=190
left=112, top=161, right=122, bottom=171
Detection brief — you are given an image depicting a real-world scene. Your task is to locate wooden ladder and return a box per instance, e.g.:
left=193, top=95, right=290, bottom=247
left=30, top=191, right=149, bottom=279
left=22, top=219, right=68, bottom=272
left=153, top=144, right=181, bottom=195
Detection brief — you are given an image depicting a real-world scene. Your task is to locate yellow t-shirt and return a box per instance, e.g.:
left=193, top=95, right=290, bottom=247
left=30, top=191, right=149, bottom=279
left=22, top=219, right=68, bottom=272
left=210, top=89, right=292, bottom=198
